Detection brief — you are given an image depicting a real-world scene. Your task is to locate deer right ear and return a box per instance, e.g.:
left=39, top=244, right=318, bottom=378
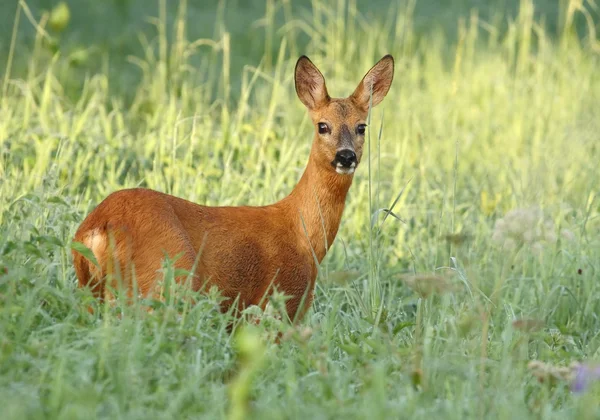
left=350, top=55, right=394, bottom=110
left=295, top=56, right=329, bottom=110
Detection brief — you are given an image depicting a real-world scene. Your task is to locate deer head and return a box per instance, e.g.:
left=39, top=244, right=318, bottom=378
left=294, top=55, right=394, bottom=175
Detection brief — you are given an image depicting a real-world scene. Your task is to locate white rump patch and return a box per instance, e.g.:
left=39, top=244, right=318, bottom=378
left=84, top=228, right=107, bottom=260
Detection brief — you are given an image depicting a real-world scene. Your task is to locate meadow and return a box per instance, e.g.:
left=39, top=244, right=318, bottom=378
left=1, top=0, right=599, bottom=418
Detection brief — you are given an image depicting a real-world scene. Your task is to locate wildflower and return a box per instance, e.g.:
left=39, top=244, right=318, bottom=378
left=571, top=363, right=600, bottom=393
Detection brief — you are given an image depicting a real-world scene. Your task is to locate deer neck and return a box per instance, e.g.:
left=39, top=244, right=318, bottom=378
left=281, top=142, right=354, bottom=263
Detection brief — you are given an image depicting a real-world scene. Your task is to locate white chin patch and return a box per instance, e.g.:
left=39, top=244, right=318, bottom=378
left=335, top=162, right=356, bottom=175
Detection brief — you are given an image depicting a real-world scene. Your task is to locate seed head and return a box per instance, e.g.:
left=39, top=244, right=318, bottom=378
left=400, top=273, right=455, bottom=298
left=492, top=207, right=558, bottom=253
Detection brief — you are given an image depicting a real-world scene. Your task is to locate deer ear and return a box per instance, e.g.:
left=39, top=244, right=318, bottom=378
left=295, top=56, right=329, bottom=110
left=351, top=55, right=394, bottom=109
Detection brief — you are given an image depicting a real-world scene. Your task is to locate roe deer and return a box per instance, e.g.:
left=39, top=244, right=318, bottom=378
left=72, top=55, right=394, bottom=322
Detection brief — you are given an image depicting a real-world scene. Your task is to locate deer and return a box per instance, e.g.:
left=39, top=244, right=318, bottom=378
left=72, top=54, right=394, bottom=324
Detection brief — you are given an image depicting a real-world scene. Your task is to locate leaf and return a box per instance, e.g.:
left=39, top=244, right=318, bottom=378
left=47, top=196, right=68, bottom=206
left=378, top=177, right=412, bottom=229
left=70, top=241, right=100, bottom=269
left=24, top=243, right=43, bottom=258
left=39, top=235, right=64, bottom=247
left=1, top=241, right=17, bottom=256
left=393, top=321, right=415, bottom=335
left=174, top=268, right=193, bottom=278
left=371, top=208, right=405, bottom=228
left=339, top=342, right=361, bottom=356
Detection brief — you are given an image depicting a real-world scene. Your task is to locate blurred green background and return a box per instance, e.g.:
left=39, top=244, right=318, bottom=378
left=2, top=0, right=597, bottom=102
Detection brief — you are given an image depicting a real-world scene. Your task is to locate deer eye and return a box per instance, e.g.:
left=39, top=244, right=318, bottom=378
left=318, top=122, right=330, bottom=134
left=357, top=124, right=367, bottom=135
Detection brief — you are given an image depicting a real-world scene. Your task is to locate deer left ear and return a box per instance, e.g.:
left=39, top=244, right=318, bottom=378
left=351, top=55, right=394, bottom=109
left=295, top=56, right=330, bottom=110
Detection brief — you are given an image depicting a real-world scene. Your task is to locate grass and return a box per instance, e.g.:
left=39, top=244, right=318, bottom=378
left=1, top=0, right=600, bottom=418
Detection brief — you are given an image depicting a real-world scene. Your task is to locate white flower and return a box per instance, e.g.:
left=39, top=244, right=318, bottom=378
left=503, top=238, right=517, bottom=251
left=523, top=207, right=542, bottom=226
left=494, top=218, right=506, bottom=231
left=492, top=229, right=505, bottom=244
left=491, top=206, right=560, bottom=253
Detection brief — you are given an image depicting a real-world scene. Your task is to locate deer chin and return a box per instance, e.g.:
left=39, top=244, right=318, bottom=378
left=334, top=162, right=356, bottom=175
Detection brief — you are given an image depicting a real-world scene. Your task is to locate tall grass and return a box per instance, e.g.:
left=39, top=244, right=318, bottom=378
left=1, top=0, right=599, bottom=418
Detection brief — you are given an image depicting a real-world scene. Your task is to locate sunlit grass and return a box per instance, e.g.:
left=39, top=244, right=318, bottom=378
left=1, top=0, right=599, bottom=418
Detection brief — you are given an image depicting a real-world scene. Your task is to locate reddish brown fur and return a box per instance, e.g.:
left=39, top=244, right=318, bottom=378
left=72, top=55, right=394, bottom=322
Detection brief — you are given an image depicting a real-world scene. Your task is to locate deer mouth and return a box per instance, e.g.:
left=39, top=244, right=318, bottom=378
left=333, top=161, right=356, bottom=175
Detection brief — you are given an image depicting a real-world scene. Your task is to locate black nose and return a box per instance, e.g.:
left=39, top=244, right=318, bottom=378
left=335, top=149, right=357, bottom=168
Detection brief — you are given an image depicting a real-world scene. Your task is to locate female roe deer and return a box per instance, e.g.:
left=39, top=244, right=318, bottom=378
left=72, top=55, right=394, bottom=322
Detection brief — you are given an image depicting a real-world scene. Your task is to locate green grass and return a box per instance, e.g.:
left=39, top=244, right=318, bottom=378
left=1, top=0, right=600, bottom=418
